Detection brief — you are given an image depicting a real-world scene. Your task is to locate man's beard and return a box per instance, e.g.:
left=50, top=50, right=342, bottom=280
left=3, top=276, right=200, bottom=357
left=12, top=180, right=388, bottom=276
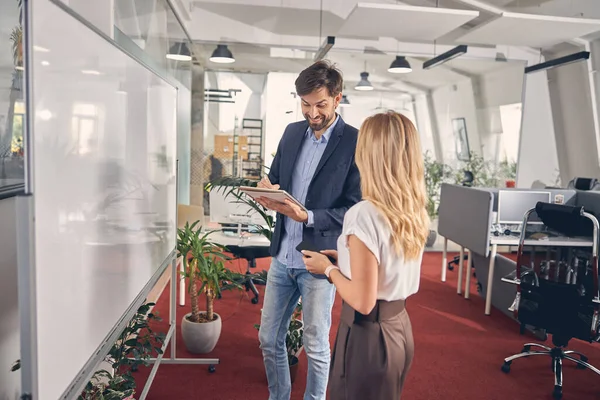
left=305, top=113, right=332, bottom=132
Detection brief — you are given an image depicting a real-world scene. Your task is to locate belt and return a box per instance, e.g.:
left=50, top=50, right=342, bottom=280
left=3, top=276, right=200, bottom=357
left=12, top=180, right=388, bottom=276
left=341, top=299, right=406, bottom=324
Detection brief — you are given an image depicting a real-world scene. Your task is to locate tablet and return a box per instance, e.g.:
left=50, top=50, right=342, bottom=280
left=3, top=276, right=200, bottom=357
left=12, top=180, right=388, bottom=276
left=239, top=186, right=308, bottom=212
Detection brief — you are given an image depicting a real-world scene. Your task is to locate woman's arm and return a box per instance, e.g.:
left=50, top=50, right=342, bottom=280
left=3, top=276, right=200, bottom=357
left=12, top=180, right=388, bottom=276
left=303, top=234, right=378, bottom=315
left=330, top=235, right=378, bottom=315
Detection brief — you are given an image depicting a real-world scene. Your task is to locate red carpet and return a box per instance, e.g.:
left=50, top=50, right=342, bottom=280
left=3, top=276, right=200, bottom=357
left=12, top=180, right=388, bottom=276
left=133, top=253, right=600, bottom=399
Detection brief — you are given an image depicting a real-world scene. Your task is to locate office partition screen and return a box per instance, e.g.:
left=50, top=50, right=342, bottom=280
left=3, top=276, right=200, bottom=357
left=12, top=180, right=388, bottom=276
left=438, top=184, right=493, bottom=256
left=20, top=0, right=177, bottom=398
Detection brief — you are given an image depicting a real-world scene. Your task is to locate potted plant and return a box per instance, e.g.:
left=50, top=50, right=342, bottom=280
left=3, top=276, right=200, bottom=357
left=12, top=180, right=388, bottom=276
left=423, top=151, right=453, bottom=247
left=12, top=302, right=164, bottom=400
left=254, top=300, right=304, bottom=383
left=177, top=221, right=246, bottom=354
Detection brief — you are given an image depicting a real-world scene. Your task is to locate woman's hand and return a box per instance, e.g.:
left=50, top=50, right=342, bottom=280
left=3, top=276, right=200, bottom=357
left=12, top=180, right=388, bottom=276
left=302, top=250, right=338, bottom=275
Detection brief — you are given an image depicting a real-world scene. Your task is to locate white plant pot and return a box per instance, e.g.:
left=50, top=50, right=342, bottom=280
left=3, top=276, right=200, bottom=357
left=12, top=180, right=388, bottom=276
left=181, top=312, right=222, bottom=354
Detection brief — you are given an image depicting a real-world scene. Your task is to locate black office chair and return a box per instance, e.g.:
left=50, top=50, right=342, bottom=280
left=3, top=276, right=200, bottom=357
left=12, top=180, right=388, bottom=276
left=568, top=177, right=599, bottom=191
left=501, top=202, right=600, bottom=399
left=225, top=245, right=270, bottom=304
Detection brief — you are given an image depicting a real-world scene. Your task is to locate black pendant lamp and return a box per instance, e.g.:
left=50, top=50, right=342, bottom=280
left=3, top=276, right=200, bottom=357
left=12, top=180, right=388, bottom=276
left=209, top=44, right=235, bottom=64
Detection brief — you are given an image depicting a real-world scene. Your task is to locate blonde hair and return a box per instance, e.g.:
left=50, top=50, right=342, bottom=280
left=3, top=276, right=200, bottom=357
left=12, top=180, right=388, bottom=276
left=356, top=111, right=430, bottom=260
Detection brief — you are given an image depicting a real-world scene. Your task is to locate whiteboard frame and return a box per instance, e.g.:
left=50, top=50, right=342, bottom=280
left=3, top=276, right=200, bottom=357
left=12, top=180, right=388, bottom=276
left=18, top=0, right=185, bottom=398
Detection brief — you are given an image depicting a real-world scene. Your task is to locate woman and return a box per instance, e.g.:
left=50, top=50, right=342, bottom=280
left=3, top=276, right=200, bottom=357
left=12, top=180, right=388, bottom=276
left=302, top=111, right=429, bottom=400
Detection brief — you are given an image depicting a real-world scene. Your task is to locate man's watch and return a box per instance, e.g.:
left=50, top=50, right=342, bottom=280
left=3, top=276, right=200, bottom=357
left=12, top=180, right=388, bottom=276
left=324, top=265, right=340, bottom=284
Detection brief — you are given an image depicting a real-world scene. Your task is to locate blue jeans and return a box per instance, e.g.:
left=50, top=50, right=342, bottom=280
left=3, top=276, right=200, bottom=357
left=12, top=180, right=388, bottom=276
left=258, top=258, right=336, bottom=400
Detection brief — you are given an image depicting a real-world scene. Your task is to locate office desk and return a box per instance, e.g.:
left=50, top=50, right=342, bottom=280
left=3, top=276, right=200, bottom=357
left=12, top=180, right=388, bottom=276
left=178, top=230, right=270, bottom=306
left=469, top=234, right=594, bottom=315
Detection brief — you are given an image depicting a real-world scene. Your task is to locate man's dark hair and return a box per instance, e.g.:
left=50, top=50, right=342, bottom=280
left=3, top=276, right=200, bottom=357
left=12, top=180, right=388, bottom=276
left=295, top=60, right=343, bottom=97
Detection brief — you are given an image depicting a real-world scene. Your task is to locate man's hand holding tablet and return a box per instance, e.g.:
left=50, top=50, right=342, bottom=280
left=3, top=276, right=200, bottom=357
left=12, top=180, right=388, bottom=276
left=254, top=177, right=309, bottom=223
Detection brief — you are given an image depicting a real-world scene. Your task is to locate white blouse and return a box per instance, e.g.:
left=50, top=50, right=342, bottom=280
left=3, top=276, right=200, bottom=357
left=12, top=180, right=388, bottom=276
left=336, top=200, right=423, bottom=301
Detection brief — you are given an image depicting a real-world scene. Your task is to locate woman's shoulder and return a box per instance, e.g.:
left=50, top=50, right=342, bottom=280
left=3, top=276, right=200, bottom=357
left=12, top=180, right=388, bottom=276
left=345, top=200, right=384, bottom=225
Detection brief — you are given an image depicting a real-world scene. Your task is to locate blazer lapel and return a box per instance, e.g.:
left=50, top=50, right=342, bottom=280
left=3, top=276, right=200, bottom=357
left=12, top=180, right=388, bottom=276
left=311, top=116, right=345, bottom=182
left=281, top=121, right=307, bottom=187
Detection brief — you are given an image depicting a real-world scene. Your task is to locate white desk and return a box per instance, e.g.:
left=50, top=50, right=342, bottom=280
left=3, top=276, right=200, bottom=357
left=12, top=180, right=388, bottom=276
left=178, top=230, right=270, bottom=306
left=444, top=234, right=594, bottom=316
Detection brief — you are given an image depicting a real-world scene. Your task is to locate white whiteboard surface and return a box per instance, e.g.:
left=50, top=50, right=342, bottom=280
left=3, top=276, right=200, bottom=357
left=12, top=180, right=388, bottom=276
left=27, top=1, right=177, bottom=398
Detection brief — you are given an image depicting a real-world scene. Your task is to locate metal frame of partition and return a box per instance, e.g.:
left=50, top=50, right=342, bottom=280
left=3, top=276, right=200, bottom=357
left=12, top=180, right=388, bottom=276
left=17, top=1, right=214, bottom=399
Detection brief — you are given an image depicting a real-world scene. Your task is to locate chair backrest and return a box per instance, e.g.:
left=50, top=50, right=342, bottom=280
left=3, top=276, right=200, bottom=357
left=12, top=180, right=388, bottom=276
left=567, top=177, right=599, bottom=191
left=534, top=202, right=594, bottom=238
left=518, top=279, right=595, bottom=344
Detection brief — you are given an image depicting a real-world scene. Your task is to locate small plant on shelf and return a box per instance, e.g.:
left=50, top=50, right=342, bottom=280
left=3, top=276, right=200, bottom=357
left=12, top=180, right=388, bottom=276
left=177, top=221, right=247, bottom=353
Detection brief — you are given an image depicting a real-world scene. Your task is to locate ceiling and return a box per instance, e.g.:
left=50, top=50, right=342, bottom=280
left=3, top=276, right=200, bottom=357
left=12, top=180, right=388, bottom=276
left=196, top=41, right=525, bottom=96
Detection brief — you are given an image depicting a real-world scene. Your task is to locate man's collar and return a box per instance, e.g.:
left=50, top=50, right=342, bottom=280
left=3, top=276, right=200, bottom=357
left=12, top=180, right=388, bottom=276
left=306, top=113, right=340, bottom=142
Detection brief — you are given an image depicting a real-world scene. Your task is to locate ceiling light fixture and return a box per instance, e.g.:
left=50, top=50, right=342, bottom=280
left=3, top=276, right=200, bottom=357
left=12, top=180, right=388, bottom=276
left=166, top=42, right=192, bottom=61
left=209, top=44, right=235, bottom=64
left=354, top=72, right=373, bottom=91
left=314, top=36, right=335, bottom=62
left=423, top=44, right=468, bottom=70
left=81, top=69, right=102, bottom=75
left=339, top=95, right=351, bottom=107
left=525, top=51, right=590, bottom=74
left=388, top=56, right=412, bottom=74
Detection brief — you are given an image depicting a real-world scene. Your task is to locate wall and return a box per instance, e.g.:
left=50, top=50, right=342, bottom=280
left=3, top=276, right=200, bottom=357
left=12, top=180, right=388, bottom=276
left=547, top=44, right=600, bottom=186
left=475, top=64, right=525, bottom=163
left=431, top=78, right=481, bottom=166
left=338, top=92, right=416, bottom=131
left=516, top=68, right=560, bottom=188
left=0, top=196, right=20, bottom=400
left=263, top=72, right=300, bottom=168
left=203, top=72, right=266, bottom=154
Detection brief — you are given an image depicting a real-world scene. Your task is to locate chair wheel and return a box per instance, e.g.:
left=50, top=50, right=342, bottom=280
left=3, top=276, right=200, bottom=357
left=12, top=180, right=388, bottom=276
left=208, top=365, right=216, bottom=373
left=552, top=386, right=562, bottom=399
left=447, top=264, right=454, bottom=271
left=576, top=356, right=588, bottom=369
left=251, top=297, right=259, bottom=304
left=521, top=345, right=531, bottom=353
left=501, top=362, right=511, bottom=373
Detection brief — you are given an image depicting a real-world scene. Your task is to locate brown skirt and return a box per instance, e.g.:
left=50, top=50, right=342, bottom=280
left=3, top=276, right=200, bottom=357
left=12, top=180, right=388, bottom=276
left=329, top=299, right=414, bottom=400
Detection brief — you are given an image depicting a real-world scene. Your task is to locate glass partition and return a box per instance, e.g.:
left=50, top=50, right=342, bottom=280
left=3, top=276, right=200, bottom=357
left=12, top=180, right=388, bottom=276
left=0, top=0, right=25, bottom=194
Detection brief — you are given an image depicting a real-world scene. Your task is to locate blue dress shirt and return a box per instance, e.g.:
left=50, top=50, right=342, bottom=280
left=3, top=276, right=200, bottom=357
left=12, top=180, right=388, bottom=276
left=276, top=115, right=340, bottom=269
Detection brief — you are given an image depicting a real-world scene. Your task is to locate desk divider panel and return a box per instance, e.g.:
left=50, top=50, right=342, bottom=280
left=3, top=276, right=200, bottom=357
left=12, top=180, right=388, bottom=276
left=437, top=184, right=493, bottom=256
left=17, top=1, right=178, bottom=398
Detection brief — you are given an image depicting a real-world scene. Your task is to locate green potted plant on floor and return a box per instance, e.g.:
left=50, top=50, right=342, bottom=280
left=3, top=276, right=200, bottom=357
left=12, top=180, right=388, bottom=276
left=177, top=221, right=246, bottom=353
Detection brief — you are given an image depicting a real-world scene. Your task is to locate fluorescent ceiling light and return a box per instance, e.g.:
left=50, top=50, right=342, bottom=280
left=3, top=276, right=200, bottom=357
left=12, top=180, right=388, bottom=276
left=525, top=51, right=590, bottom=74
left=41, top=61, right=50, bottom=66
left=166, top=42, right=192, bottom=61
left=209, top=45, right=235, bottom=64
left=81, top=69, right=102, bottom=75
left=33, top=45, right=50, bottom=52
left=388, top=56, right=412, bottom=74
left=314, top=36, right=335, bottom=62
left=354, top=72, right=373, bottom=91
left=423, top=45, right=468, bottom=70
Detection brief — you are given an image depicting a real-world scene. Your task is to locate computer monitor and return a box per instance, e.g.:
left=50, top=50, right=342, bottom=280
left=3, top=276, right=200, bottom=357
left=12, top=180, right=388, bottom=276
left=209, top=185, right=272, bottom=227
left=497, top=190, right=552, bottom=225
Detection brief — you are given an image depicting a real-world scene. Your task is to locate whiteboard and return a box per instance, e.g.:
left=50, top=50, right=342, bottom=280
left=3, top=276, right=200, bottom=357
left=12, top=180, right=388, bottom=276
left=26, top=1, right=177, bottom=398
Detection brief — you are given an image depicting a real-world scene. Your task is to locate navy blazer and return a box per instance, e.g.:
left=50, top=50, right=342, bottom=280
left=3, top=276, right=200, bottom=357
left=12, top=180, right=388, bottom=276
left=268, top=116, right=362, bottom=257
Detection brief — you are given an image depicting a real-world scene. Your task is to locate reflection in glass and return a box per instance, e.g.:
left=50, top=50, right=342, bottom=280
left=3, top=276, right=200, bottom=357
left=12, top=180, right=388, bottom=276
left=0, top=0, right=25, bottom=188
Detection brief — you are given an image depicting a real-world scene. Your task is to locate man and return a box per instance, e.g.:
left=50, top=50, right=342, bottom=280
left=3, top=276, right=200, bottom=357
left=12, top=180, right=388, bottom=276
left=256, top=61, right=361, bottom=400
